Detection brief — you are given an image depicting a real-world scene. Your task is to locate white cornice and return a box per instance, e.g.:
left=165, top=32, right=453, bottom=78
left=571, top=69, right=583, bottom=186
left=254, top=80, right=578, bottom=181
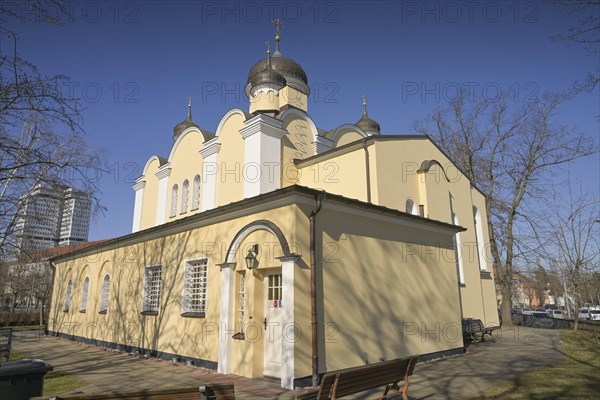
left=240, top=114, right=287, bottom=140
left=155, top=165, right=172, bottom=180
left=312, top=136, right=334, bottom=154
left=132, top=181, right=146, bottom=191
left=199, top=140, right=221, bottom=158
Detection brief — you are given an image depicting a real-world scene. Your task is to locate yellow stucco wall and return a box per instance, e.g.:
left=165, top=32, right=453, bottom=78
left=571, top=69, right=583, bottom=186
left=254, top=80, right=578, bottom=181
left=335, top=131, right=364, bottom=147
left=280, top=87, right=308, bottom=112
left=296, top=137, right=499, bottom=327
left=297, top=147, right=369, bottom=203
left=166, top=130, right=206, bottom=222
left=139, top=158, right=161, bottom=231
left=50, top=204, right=298, bottom=374
left=50, top=194, right=467, bottom=381
left=249, top=90, right=280, bottom=114
left=288, top=203, right=463, bottom=377
left=215, top=113, right=245, bottom=207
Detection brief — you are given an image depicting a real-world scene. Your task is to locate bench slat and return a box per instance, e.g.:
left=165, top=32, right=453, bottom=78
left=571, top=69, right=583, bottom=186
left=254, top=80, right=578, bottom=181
left=305, top=357, right=416, bottom=400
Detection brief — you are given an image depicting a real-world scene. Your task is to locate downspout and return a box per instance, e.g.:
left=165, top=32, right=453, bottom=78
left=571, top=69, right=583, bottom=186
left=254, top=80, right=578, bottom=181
left=363, top=139, right=371, bottom=203
left=310, top=191, right=325, bottom=387
left=47, top=259, right=57, bottom=334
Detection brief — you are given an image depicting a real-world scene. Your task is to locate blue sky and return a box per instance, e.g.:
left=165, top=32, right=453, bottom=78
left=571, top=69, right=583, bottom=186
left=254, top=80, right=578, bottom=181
left=3, top=0, right=599, bottom=241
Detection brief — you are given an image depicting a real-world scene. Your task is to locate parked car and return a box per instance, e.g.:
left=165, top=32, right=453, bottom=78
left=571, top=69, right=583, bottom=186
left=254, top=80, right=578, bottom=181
left=546, top=309, right=564, bottom=319
left=590, top=309, right=600, bottom=321
left=531, top=311, right=549, bottom=318
left=578, top=308, right=592, bottom=320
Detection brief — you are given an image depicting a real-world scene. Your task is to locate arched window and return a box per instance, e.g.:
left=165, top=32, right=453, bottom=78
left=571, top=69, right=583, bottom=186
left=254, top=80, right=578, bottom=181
left=64, top=279, right=72, bottom=312
left=80, top=276, right=89, bottom=312
left=191, top=175, right=201, bottom=210
left=452, top=213, right=465, bottom=284
left=181, top=180, right=189, bottom=213
left=405, top=198, right=416, bottom=215
left=170, top=184, right=178, bottom=217
left=99, top=274, right=110, bottom=314
left=473, top=206, right=487, bottom=270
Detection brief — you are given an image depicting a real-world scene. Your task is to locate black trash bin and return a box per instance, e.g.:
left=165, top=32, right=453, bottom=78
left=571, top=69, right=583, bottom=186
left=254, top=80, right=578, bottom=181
left=0, top=359, right=53, bottom=400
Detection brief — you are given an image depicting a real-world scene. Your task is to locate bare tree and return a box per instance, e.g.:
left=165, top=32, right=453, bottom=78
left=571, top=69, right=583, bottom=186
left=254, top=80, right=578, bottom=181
left=552, top=0, right=600, bottom=92
left=1, top=1, right=106, bottom=257
left=415, top=91, right=598, bottom=325
left=538, top=187, right=599, bottom=331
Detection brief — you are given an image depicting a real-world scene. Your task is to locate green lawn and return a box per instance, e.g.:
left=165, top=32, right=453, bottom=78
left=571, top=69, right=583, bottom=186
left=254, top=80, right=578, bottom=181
left=472, top=330, right=600, bottom=399
left=43, top=370, right=87, bottom=397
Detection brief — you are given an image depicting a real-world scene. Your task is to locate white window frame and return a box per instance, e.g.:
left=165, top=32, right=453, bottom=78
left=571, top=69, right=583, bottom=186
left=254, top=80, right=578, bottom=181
left=473, top=206, right=487, bottom=271
left=99, top=274, right=110, bottom=314
left=170, top=185, right=178, bottom=217
left=238, top=271, right=246, bottom=331
left=181, top=258, right=208, bottom=317
left=452, top=213, right=465, bottom=285
left=191, top=175, right=201, bottom=210
left=141, top=265, right=162, bottom=314
left=181, top=180, right=189, bottom=214
left=64, top=279, right=73, bottom=312
left=79, top=276, right=89, bottom=312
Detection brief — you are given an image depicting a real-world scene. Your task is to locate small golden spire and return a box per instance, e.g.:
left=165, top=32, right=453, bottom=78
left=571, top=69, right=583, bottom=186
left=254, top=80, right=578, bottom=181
left=266, top=41, right=272, bottom=66
left=362, top=95, right=368, bottom=116
left=271, top=18, right=285, bottom=54
left=187, top=97, right=192, bottom=120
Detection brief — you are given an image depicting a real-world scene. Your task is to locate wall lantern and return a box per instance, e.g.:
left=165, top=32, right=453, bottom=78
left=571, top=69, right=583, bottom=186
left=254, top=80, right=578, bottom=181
left=245, top=244, right=259, bottom=270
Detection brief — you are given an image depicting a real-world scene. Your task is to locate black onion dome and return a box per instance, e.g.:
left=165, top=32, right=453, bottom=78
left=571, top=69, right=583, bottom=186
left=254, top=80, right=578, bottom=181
left=173, top=119, right=200, bottom=141
left=248, top=64, right=287, bottom=89
left=173, top=99, right=200, bottom=141
left=356, top=114, right=381, bottom=134
left=247, top=54, right=308, bottom=87
left=355, top=97, right=381, bottom=134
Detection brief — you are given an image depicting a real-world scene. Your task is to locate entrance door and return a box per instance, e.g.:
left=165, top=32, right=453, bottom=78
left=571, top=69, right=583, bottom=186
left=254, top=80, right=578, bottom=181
left=263, top=271, right=283, bottom=377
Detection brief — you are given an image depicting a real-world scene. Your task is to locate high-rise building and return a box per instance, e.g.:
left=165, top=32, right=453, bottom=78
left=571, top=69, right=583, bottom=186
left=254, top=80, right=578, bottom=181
left=14, top=185, right=91, bottom=252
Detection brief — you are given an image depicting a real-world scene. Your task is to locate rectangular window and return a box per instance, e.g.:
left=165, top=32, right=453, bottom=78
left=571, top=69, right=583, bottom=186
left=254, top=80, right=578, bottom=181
left=267, top=273, right=282, bottom=301
left=142, top=265, right=162, bottom=314
left=182, top=259, right=208, bottom=317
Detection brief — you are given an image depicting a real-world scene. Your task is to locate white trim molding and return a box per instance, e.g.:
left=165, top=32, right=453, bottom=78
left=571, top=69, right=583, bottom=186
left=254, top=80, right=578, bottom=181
left=216, top=262, right=236, bottom=374
left=155, top=165, right=172, bottom=226
left=131, top=180, right=146, bottom=233
left=278, top=254, right=301, bottom=389
left=241, top=114, right=287, bottom=199
left=200, top=138, right=221, bottom=212
left=312, top=136, right=334, bottom=155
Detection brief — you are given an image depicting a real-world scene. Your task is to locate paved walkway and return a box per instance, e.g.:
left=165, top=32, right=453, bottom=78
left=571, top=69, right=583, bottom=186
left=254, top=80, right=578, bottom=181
left=12, top=327, right=565, bottom=399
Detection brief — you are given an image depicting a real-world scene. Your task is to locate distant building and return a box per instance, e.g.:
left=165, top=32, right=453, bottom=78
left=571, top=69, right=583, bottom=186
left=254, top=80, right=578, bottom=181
left=14, top=185, right=91, bottom=252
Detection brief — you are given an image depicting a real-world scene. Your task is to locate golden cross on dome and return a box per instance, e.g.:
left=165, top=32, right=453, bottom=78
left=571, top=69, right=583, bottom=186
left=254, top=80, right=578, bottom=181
left=271, top=18, right=285, bottom=53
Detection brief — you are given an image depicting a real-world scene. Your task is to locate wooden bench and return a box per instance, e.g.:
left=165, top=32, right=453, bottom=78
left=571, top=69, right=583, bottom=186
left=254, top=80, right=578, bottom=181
left=0, top=327, right=13, bottom=361
left=36, top=384, right=235, bottom=400
left=295, top=357, right=417, bottom=400
left=462, top=318, right=500, bottom=343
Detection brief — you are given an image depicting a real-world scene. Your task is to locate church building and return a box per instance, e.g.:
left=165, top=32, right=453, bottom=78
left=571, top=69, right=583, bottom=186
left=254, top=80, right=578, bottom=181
left=48, top=26, right=499, bottom=389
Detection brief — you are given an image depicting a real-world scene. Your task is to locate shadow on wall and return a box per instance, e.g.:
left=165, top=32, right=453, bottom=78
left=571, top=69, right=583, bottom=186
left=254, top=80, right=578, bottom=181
left=50, top=231, right=197, bottom=357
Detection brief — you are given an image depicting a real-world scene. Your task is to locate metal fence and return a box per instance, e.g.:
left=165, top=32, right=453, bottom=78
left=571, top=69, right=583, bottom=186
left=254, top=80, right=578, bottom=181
left=512, top=314, right=600, bottom=333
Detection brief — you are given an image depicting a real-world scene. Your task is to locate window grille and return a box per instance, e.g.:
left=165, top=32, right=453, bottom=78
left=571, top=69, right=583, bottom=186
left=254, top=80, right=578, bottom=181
left=182, top=259, right=208, bottom=316
left=142, top=265, right=162, bottom=313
